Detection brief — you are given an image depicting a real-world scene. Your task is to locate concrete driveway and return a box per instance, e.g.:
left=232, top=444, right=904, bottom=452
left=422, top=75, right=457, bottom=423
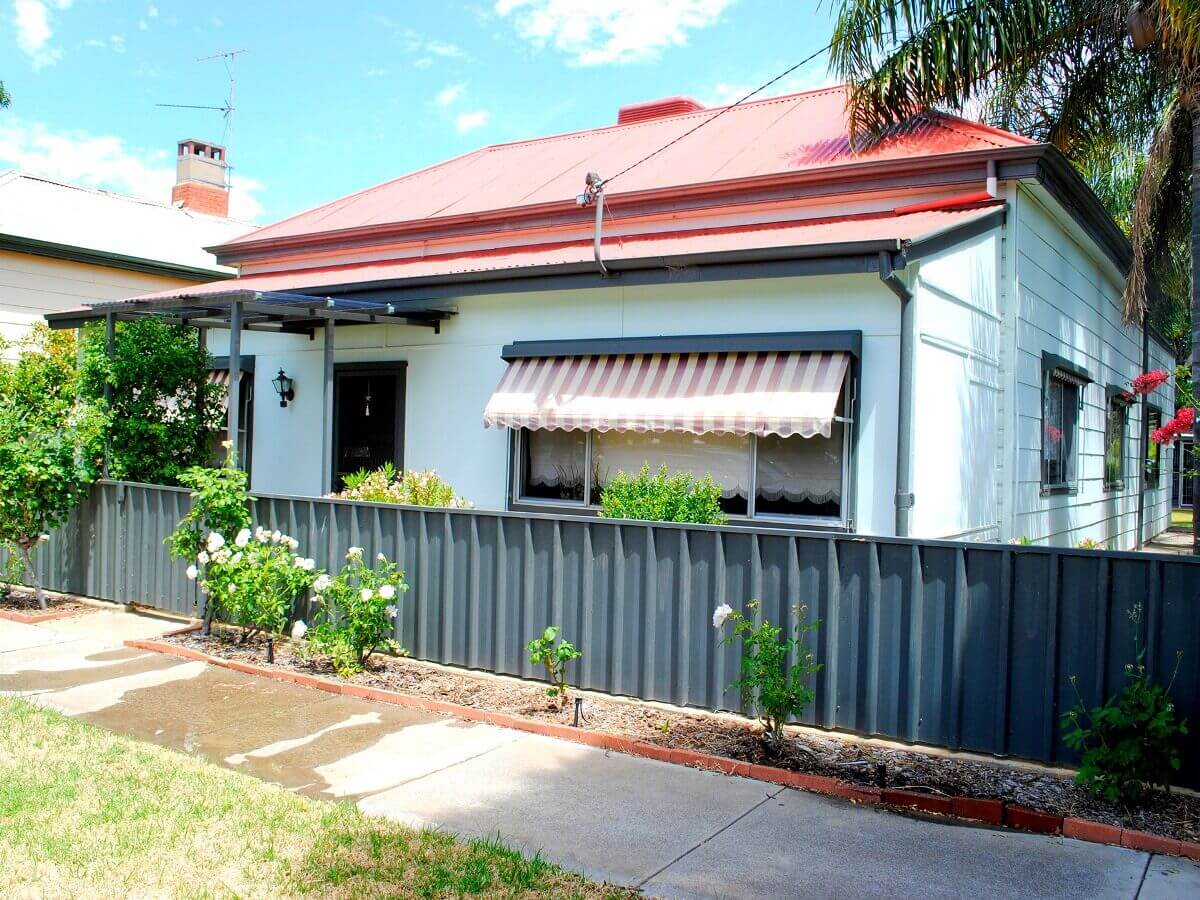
left=2, top=611, right=1197, bottom=899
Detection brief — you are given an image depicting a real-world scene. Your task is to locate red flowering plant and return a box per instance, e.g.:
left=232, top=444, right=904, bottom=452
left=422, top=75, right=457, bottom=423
left=1151, top=406, right=1197, bottom=446
left=1132, top=370, right=1170, bottom=395
left=1045, top=424, right=1063, bottom=443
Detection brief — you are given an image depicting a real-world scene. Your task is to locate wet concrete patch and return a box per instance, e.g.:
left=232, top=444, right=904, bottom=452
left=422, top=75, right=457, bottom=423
left=0, top=648, right=187, bottom=694
left=81, top=666, right=319, bottom=753
left=195, top=694, right=444, bottom=795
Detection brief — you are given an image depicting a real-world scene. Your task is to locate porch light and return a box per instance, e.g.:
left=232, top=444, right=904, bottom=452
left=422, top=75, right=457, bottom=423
left=272, top=369, right=295, bottom=408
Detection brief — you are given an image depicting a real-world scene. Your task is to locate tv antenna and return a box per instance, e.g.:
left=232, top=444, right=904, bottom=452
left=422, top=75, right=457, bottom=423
left=156, top=49, right=248, bottom=191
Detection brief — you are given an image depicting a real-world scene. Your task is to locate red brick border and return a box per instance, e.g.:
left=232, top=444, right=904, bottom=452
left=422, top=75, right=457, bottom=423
left=0, top=607, right=90, bottom=624
left=126, top=635, right=1200, bottom=860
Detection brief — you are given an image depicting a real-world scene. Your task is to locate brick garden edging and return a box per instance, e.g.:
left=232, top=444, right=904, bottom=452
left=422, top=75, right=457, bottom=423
left=0, top=607, right=88, bottom=624
left=127, top=631, right=1200, bottom=862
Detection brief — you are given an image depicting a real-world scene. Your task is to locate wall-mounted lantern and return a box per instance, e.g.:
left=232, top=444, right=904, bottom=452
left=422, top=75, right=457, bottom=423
left=272, top=369, right=295, bottom=408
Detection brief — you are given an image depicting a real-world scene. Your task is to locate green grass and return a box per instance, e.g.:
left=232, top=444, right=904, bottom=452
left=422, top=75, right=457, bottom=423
left=0, top=696, right=633, bottom=899
left=1172, top=508, right=1193, bottom=529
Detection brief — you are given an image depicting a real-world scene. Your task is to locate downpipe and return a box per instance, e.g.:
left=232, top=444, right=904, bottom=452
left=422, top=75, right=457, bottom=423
left=880, top=251, right=915, bottom=538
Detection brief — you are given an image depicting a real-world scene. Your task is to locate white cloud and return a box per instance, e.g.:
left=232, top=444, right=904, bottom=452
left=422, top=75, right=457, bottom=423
left=12, top=0, right=72, bottom=70
left=377, top=18, right=465, bottom=63
left=495, top=0, right=732, bottom=66
left=0, top=117, right=265, bottom=220
left=426, top=39, right=464, bottom=57
left=455, top=110, right=489, bottom=133
left=413, top=57, right=433, bottom=69
left=362, top=65, right=388, bottom=78
left=701, top=62, right=838, bottom=107
left=436, top=83, right=465, bottom=106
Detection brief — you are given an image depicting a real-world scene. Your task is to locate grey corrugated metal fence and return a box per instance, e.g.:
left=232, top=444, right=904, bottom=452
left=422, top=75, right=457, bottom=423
left=19, top=480, right=1200, bottom=786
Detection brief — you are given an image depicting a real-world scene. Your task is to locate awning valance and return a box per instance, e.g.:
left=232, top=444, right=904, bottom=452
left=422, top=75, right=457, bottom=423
left=483, top=350, right=850, bottom=438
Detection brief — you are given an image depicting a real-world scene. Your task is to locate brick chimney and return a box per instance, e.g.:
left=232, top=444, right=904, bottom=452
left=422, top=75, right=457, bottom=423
left=171, top=138, right=229, bottom=217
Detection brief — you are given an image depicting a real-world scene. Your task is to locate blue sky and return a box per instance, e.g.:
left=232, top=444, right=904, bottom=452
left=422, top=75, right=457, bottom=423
left=1, top=1, right=837, bottom=223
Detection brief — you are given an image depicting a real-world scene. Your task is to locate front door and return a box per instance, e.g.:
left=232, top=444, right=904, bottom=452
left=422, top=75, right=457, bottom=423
left=332, top=363, right=406, bottom=490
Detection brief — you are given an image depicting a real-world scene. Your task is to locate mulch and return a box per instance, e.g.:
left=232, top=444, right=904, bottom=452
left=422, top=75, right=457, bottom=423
left=0, top=588, right=98, bottom=617
left=167, top=628, right=1200, bottom=845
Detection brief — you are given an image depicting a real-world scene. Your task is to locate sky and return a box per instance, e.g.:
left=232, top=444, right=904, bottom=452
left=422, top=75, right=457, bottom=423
left=0, top=1, right=839, bottom=224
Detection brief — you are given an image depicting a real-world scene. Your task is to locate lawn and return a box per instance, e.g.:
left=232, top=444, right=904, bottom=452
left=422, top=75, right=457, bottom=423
left=1172, top=508, right=1193, bottom=529
left=0, top=696, right=630, bottom=899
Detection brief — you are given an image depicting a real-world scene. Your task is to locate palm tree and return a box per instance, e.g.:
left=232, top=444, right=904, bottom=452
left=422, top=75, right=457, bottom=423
left=0, top=81, right=9, bottom=108
left=831, top=1, right=1200, bottom=551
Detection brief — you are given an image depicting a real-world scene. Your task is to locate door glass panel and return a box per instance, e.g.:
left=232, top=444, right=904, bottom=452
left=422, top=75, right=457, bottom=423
left=335, top=373, right=398, bottom=489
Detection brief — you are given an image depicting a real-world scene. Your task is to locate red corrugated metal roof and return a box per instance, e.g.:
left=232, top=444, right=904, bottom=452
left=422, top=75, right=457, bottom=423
left=222, top=86, right=1030, bottom=251
left=138, top=201, right=1003, bottom=301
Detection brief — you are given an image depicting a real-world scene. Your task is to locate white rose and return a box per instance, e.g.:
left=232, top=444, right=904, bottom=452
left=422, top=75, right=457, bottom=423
left=712, top=603, right=734, bottom=629
left=294, top=556, right=306, bottom=568
left=385, top=605, right=398, bottom=619
left=313, top=574, right=332, bottom=592
left=185, top=564, right=198, bottom=580
left=255, top=526, right=268, bottom=541
left=234, top=528, right=251, bottom=548
left=227, top=583, right=238, bottom=593
left=360, top=587, right=373, bottom=601
left=378, top=583, right=396, bottom=600
left=230, top=552, right=243, bottom=565
left=347, top=546, right=364, bottom=561
left=37, top=533, right=50, bottom=544
left=377, top=552, right=387, bottom=562
left=197, top=550, right=209, bottom=564
left=302, top=558, right=315, bottom=571
left=271, top=530, right=282, bottom=543
left=291, top=620, right=308, bottom=641
left=206, top=532, right=225, bottom=552
left=287, top=537, right=300, bottom=551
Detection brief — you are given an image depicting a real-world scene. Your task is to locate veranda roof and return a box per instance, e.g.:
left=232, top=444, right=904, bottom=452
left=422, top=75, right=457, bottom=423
left=483, top=350, right=850, bottom=439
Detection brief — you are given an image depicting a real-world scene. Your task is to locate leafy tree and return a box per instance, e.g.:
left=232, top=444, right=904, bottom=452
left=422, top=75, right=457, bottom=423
left=81, top=318, right=224, bottom=485
left=0, top=330, right=101, bottom=608
left=830, top=0, right=1200, bottom=548
left=0, top=80, right=9, bottom=108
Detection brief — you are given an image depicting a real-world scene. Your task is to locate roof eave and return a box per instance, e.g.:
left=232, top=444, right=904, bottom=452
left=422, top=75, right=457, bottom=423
left=0, top=231, right=230, bottom=281
left=208, top=144, right=1046, bottom=266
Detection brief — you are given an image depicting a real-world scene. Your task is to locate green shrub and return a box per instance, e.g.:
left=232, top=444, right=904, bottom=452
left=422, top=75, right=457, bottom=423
left=333, top=463, right=473, bottom=508
left=714, top=600, right=822, bottom=750
left=304, top=547, right=408, bottom=676
left=81, top=318, right=224, bottom=485
left=526, top=626, right=582, bottom=708
left=598, top=464, right=727, bottom=525
left=167, top=451, right=253, bottom=564
left=1062, top=608, right=1187, bottom=805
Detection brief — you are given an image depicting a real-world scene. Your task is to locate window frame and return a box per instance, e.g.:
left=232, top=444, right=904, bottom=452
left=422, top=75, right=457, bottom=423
left=1103, top=385, right=1133, bottom=493
left=507, top=376, right=857, bottom=531
left=1040, top=354, right=1091, bottom=496
left=1144, top=404, right=1163, bottom=491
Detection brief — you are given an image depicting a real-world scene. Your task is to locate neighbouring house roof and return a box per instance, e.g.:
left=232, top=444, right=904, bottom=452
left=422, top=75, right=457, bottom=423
left=120, top=199, right=1004, bottom=301
left=214, top=86, right=1032, bottom=260
left=0, top=170, right=255, bottom=278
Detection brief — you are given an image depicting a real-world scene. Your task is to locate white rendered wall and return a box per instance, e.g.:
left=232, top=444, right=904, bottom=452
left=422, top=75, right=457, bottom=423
left=216, top=274, right=903, bottom=535
left=1006, top=185, right=1174, bottom=550
left=908, top=227, right=1004, bottom=540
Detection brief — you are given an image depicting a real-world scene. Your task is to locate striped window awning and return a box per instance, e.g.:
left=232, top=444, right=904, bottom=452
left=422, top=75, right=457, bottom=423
left=483, top=350, right=850, bottom=438
left=207, top=368, right=242, bottom=414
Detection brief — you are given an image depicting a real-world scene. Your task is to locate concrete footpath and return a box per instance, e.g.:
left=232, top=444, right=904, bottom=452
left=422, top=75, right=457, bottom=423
left=2, top=610, right=1198, bottom=899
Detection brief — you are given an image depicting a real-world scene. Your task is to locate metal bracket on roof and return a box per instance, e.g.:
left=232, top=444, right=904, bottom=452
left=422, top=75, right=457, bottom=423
left=576, top=172, right=609, bottom=277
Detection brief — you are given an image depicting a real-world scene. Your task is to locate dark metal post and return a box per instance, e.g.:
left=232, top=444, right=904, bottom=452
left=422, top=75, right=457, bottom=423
left=1192, top=109, right=1200, bottom=553
left=321, top=322, right=335, bottom=495
left=1136, top=316, right=1149, bottom=549
left=227, top=302, right=241, bottom=466
left=103, top=312, right=115, bottom=479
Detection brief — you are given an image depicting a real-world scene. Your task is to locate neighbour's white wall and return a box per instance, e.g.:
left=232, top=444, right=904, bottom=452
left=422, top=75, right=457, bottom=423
left=1006, top=185, right=1175, bottom=550
left=908, top=227, right=1003, bottom=540
left=216, top=274, right=903, bottom=535
left=0, top=250, right=195, bottom=357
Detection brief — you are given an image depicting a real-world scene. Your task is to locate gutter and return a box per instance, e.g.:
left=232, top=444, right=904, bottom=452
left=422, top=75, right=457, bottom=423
left=878, top=251, right=916, bottom=537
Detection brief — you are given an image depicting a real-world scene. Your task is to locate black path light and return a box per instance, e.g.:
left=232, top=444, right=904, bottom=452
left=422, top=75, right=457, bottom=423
left=272, top=368, right=295, bottom=408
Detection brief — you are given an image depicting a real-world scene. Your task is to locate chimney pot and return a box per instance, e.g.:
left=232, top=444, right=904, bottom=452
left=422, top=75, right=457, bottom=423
left=172, top=138, right=230, bottom=217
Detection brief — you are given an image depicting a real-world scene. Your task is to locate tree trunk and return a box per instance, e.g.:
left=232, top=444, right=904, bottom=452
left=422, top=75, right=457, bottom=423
left=1192, top=108, right=1200, bottom=554
left=20, top=545, right=46, bottom=610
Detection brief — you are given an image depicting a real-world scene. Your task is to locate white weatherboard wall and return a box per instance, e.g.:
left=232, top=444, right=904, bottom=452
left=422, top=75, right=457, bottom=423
left=908, top=226, right=1004, bottom=541
left=0, top=250, right=194, bottom=357
left=1006, top=185, right=1174, bottom=550
left=217, top=274, right=903, bottom=535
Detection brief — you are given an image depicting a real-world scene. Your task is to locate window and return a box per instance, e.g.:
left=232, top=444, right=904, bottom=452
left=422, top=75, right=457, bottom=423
left=1104, top=391, right=1129, bottom=491
left=513, top=384, right=853, bottom=524
left=1042, top=367, right=1082, bottom=491
left=1145, top=406, right=1162, bottom=490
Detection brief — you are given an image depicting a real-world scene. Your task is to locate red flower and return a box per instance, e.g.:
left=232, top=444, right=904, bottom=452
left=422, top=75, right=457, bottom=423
left=1132, top=370, right=1170, bottom=394
left=1151, top=407, right=1198, bottom=444
left=1045, top=425, right=1063, bottom=443
left=1177, top=406, right=1195, bottom=429
left=1151, top=426, right=1172, bottom=445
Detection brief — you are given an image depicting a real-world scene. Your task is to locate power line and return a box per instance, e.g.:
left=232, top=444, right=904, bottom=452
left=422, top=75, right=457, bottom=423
left=599, top=41, right=835, bottom=192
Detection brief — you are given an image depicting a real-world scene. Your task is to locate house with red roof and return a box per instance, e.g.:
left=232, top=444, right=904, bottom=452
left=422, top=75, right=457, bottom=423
left=48, top=88, right=1176, bottom=548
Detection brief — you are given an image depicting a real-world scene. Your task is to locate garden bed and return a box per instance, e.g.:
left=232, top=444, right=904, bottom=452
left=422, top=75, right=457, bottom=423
left=165, top=628, right=1200, bottom=846
left=0, top=588, right=100, bottom=622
